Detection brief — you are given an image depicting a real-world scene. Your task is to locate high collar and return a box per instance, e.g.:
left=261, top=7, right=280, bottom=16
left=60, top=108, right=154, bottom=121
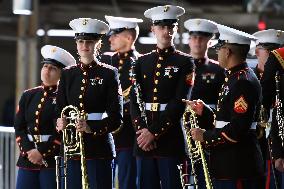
left=155, top=46, right=175, bottom=56
left=118, top=49, right=135, bottom=59
left=41, top=83, right=57, bottom=92
left=79, top=60, right=97, bottom=70
left=225, top=63, right=249, bottom=77
left=193, top=58, right=206, bottom=66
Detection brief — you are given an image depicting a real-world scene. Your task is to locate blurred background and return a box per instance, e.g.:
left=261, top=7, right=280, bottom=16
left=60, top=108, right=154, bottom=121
left=0, top=0, right=284, bottom=188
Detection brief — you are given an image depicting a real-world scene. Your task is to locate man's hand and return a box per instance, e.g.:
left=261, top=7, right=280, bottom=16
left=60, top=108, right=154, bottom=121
left=27, top=149, right=43, bottom=165
left=275, top=158, right=284, bottom=172
left=182, top=99, right=205, bottom=116
left=56, top=117, right=67, bottom=132
left=190, top=128, right=205, bottom=142
left=136, top=128, right=156, bottom=151
left=76, top=118, right=92, bottom=133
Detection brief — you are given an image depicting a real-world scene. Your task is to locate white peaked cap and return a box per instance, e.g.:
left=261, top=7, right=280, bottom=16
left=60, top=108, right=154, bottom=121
left=41, top=45, right=76, bottom=67
left=217, top=24, right=257, bottom=45
left=253, top=29, right=284, bottom=45
left=144, top=5, right=185, bottom=21
left=105, top=15, right=143, bottom=29
left=184, top=18, right=218, bottom=34
left=69, top=18, right=109, bottom=35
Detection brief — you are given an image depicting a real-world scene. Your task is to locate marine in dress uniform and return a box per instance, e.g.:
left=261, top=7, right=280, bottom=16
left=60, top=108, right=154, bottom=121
left=261, top=47, right=284, bottom=188
left=252, top=29, right=284, bottom=189
left=56, top=18, right=123, bottom=189
left=183, top=18, right=225, bottom=189
left=188, top=24, right=264, bottom=189
left=130, top=5, right=195, bottom=189
left=14, top=45, right=76, bottom=189
left=101, top=15, right=143, bottom=189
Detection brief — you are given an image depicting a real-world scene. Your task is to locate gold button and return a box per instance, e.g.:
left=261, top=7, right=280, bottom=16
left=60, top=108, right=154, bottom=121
left=169, top=75, right=172, bottom=78
left=161, top=128, right=164, bottom=131
left=157, top=64, right=161, bottom=68
left=156, top=72, right=160, bottom=76
left=38, top=104, right=42, bottom=108
left=49, top=87, right=52, bottom=91
left=119, top=66, right=122, bottom=70
left=153, top=88, right=157, bottom=93
left=125, top=53, right=128, bottom=57
left=79, top=95, right=83, bottom=99
left=155, top=134, right=158, bottom=137
left=53, top=145, right=56, bottom=149
left=43, top=153, right=46, bottom=157
left=48, top=150, right=51, bottom=153
left=159, top=57, right=163, bottom=60
left=125, top=109, right=128, bottom=112
left=94, top=132, right=97, bottom=135
left=81, top=87, right=84, bottom=91
left=165, top=49, right=168, bottom=53
left=143, top=75, right=147, bottom=78
left=137, top=126, right=141, bottom=130
left=82, top=79, right=85, bottom=84
left=153, top=97, right=157, bottom=101
left=41, top=98, right=44, bottom=102
left=35, top=111, right=39, bottom=115
left=44, top=92, right=47, bottom=96
left=83, top=72, right=87, bottom=75
left=155, top=80, right=158, bottom=84
left=225, top=78, right=228, bottom=82
left=119, top=60, right=123, bottom=64
left=34, top=127, right=38, bottom=131
left=99, top=130, right=102, bottom=133
left=80, top=103, right=83, bottom=107
left=36, top=119, right=39, bottom=124
left=166, top=122, right=170, bottom=125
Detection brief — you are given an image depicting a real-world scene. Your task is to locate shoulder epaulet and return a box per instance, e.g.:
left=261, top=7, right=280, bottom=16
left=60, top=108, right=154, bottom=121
left=208, top=58, right=219, bottom=65
left=271, top=47, right=284, bottom=69
left=97, top=61, right=116, bottom=71
left=103, top=51, right=117, bottom=57
left=175, top=50, right=191, bottom=57
left=24, top=86, right=42, bottom=93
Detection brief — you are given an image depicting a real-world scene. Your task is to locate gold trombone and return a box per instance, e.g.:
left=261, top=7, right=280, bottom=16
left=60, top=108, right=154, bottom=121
left=55, top=105, right=89, bottom=189
left=180, top=105, right=213, bottom=189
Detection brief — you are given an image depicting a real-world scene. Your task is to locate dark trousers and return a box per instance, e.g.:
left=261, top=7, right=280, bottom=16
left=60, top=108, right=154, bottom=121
left=16, top=168, right=56, bottom=189
left=213, top=178, right=263, bottom=189
left=116, top=149, right=137, bottom=189
left=65, top=159, right=112, bottom=189
left=136, top=157, right=182, bottom=189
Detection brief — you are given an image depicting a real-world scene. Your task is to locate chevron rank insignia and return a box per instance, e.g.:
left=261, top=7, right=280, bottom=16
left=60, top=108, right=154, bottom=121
left=234, top=96, right=248, bottom=113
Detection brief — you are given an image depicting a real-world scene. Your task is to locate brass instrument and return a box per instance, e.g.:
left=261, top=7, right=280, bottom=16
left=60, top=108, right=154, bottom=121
left=55, top=105, right=89, bottom=189
left=257, top=105, right=271, bottom=139
left=180, top=105, right=213, bottom=189
left=275, top=72, right=284, bottom=146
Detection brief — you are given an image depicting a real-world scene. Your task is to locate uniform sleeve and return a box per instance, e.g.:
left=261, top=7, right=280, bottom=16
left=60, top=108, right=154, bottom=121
left=14, top=93, right=34, bottom=156
left=56, top=70, right=68, bottom=118
left=261, top=54, right=279, bottom=111
left=88, top=69, right=123, bottom=135
left=148, top=60, right=195, bottom=138
left=203, top=80, right=259, bottom=146
left=130, top=59, right=148, bottom=131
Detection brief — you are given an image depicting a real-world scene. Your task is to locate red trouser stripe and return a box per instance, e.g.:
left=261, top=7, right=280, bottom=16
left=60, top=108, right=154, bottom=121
left=266, top=160, right=271, bottom=189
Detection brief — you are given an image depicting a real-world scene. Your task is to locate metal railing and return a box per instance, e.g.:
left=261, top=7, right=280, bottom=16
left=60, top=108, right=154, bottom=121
left=0, top=126, right=17, bottom=189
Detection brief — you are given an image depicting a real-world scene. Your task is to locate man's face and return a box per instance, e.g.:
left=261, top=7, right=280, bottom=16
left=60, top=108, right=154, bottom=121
left=189, top=34, right=211, bottom=55
left=41, top=63, right=61, bottom=86
left=216, top=45, right=230, bottom=69
left=109, top=31, right=130, bottom=52
left=255, top=45, right=270, bottom=66
left=151, top=25, right=177, bottom=46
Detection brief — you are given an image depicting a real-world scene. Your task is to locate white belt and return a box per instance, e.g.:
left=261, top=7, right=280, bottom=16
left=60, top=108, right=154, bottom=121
left=27, top=134, right=51, bottom=142
left=207, top=104, right=216, bottom=109
left=87, top=113, right=106, bottom=121
left=145, top=103, right=167, bottom=111
left=268, top=109, right=273, bottom=122
left=215, top=121, right=257, bottom=130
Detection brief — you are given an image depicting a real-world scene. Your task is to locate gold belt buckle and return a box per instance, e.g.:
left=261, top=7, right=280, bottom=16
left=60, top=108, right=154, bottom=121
left=33, top=135, right=42, bottom=143
left=151, top=103, right=160, bottom=111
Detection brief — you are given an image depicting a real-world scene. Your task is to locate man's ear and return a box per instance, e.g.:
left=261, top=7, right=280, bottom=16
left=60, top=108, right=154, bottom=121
left=151, top=25, right=155, bottom=35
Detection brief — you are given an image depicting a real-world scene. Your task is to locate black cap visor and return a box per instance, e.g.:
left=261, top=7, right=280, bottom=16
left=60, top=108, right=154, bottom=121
left=42, top=58, right=65, bottom=69
left=153, top=19, right=178, bottom=26
left=189, top=31, right=213, bottom=38
left=75, top=33, right=104, bottom=40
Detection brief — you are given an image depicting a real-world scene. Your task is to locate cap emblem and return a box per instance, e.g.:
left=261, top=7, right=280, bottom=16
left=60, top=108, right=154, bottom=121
left=164, top=5, right=170, bottom=12
left=82, top=19, right=89, bottom=26
left=196, top=20, right=201, bottom=25
left=276, top=31, right=282, bottom=38
left=51, top=47, right=57, bottom=53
